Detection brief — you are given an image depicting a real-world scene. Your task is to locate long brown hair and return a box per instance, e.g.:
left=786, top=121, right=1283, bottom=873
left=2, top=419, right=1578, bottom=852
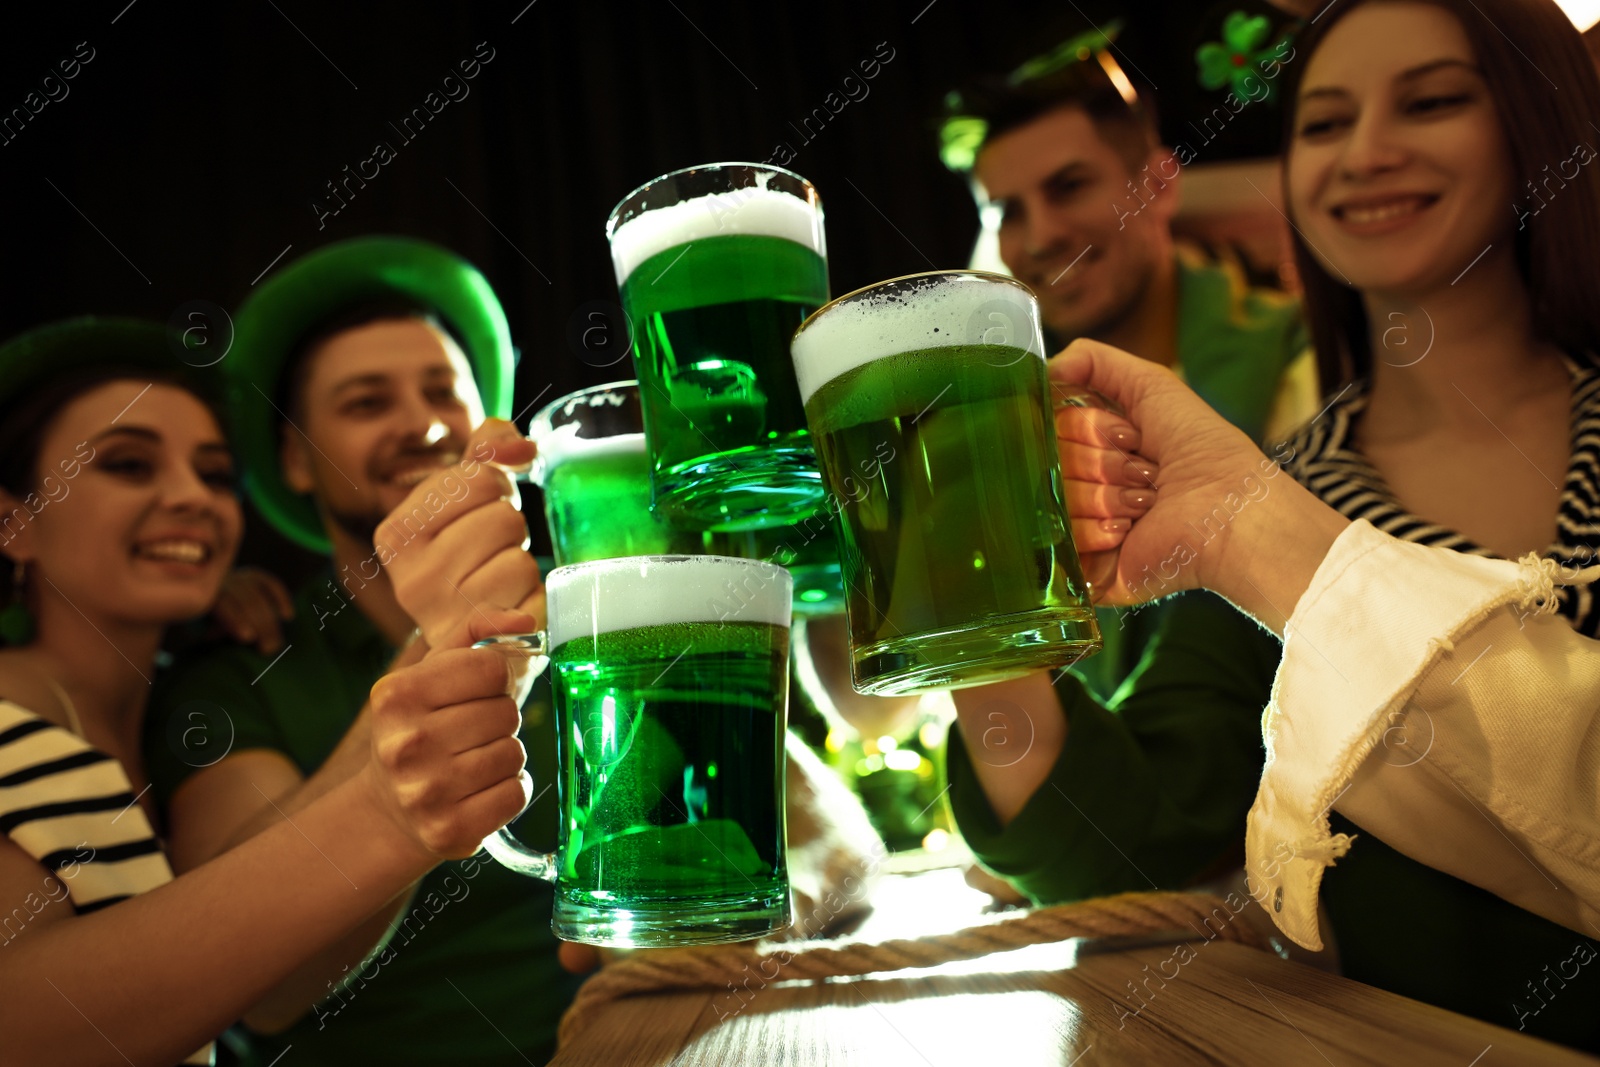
left=1281, top=0, right=1600, bottom=394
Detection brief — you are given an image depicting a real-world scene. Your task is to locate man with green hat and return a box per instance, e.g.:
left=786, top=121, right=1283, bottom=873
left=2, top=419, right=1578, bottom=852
left=142, top=236, right=582, bottom=1065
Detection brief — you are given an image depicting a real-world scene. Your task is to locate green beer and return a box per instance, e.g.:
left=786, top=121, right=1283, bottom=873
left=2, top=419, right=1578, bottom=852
left=717, top=509, right=847, bottom=616
left=609, top=164, right=830, bottom=531
left=532, top=382, right=702, bottom=565
left=532, top=382, right=840, bottom=601
left=552, top=620, right=788, bottom=943
left=543, top=555, right=792, bottom=945
left=791, top=272, right=1101, bottom=695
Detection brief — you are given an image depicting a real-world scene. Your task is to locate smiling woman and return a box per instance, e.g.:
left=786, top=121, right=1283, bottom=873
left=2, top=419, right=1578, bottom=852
left=943, top=0, right=1600, bottom=1053
left=1284, top=0, right=1600, bottom=395
left=0, top=317, right=545, bottom=1066
left=0, top=329, right=239, bottom=644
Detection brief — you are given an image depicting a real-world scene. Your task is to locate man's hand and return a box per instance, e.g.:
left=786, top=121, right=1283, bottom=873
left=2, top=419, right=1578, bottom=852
left=366, top=608, right=538, bottom=861
left=210, top=566, right=295, bottom=656
left=1050, top=339, right=1349, bottom=627
left=377, top=419, right=544, bottom=648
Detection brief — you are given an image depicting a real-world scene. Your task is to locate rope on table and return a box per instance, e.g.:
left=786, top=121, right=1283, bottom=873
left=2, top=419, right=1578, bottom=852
left=559, top=890, right=1266, bottom=1045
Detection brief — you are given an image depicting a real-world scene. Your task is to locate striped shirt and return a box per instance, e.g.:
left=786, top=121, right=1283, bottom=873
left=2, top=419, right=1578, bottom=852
left=0, top=699, right=213, bottom=1066
left=1280, top=356, right=1600, bottom=637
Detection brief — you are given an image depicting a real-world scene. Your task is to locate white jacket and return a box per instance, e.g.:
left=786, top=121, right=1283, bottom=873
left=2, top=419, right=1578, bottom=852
left=1246, top=519, right=1600, bottom=950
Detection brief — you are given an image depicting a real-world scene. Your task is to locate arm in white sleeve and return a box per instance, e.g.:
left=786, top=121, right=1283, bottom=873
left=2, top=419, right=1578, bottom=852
left=1245, top=519, right=1600, bottom=950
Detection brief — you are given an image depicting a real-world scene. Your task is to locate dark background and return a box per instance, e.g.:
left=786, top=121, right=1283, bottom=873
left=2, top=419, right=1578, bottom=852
left=1, top=0, right=1295, bottom=560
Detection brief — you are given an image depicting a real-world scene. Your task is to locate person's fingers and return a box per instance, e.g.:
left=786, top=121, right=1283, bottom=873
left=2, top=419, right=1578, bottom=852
left=1066, top=479, right=1154, bottom=520
left=249, top=606, right=285, bottom=656
left=234, top=575, right=286, bottom=654
left=450, top=734, right=528, bottom=791
left=1047, top=337, right=1169, bottom=416
left=456, top=544, right=543, bottom=616
left=264, top=571, right=296, bottom=619
left=375, top=421, right=531, bottom=557
left=466, top=418, right=537, bottom=475
left=558, top=941, right=602, bottom=975
left=390, top=507, right=534, bottom=644
left=1059, top=440, right=1157, bottom=487
left=425, top=696, right=526, bottom=755
left=376, top=464, right=518, bottom=557
left=516, top=584, right=547, bottom=635
left=1079, top=548, right=1122, bottom=602
left=212, top=582, right=284, bottom=654
left=1072, top=517, right=1131, bottom=555
left=422, top=504, right=532, bottom=585
left=1055, top=404, right=1141, bottom=453
left=216, top=601, right=256, bottom=643
left=373, top=641, right=526, bottom=721
left=417, top=771, right=533, bottom=859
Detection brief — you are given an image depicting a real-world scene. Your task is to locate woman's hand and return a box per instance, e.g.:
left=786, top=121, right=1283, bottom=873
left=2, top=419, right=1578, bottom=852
left=1050, top=339, right=1349, bottom=627
left=211, top=566, right=294, bottom=655
left=365, top=608, right=539, bottom=861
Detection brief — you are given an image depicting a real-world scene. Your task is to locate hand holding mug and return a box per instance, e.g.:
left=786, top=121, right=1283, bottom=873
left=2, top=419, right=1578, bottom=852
left=378, top=419, right=543, bottom=648
left=1047, top=339, right=1349, bottom=627
left=364, top=608, right=539, bottom=862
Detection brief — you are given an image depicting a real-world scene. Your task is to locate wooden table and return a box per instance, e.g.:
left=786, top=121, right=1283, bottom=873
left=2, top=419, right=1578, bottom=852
left=552, top=868, right=1599, bottom=1066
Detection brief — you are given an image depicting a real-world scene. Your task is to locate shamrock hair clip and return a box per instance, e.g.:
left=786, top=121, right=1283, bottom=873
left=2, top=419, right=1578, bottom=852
left=1195, top=10, right=1299, bottom=104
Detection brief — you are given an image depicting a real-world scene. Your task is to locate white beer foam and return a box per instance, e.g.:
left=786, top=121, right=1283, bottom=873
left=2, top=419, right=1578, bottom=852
left=548, top=555, right=793, bottom=644
left=534, top=424, right=645, bottom=475
left=790, top=275, right=1044, bottom=404
left=610, top=186, right=825, bottom=285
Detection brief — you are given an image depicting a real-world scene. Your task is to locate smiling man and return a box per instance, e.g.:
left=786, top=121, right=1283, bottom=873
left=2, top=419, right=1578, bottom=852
left=937, top=44, right=1321, bottom=702
left=925, top=40, right=1325, bottom=911
left=141, top=238, right=582, bottom=1066
left=941, top=45, right=1316, bottom=442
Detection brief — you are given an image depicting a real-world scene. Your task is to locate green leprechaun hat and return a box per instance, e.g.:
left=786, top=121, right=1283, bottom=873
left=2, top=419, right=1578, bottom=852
left=226, top=237, right=513, bottom=553
left=0, top=317, right=209, bottom=414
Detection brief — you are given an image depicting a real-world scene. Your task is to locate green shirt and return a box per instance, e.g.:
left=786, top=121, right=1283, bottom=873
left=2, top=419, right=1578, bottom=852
left=144, top=574, right=583, bottom=1066
left=1075, top=253, right=1308, bottom=703
left=1171, top=251, right=1307, bottom=442
left=947, top=592, right=1600, bottom=1051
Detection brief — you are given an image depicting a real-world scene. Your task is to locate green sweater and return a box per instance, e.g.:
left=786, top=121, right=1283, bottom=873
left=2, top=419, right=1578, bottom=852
left=1074, top=254, right=1307, bottom=704
left=947, top=591, right=1600, bottom=1051
left=144, top=574, right=583, bottom=1066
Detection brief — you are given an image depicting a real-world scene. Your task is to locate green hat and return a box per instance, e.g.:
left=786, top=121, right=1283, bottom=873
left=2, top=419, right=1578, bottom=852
left=0, top=317, right=218, bottom=422
left=227, top=237, right=513, bottom=553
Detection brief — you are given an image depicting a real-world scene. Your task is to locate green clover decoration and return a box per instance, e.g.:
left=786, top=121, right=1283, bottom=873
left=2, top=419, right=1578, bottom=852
left=1196, top=10, right=1292, bottom=104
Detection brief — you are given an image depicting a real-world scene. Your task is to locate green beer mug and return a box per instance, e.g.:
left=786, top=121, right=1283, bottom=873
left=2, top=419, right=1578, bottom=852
left=790, top=270, right=1102, bottom=695
left=530, top=381, right=705, bottom=565
left=531, top=382, right=848, bottom=614
left=717, top=516, right=848, bottom=618
left=607, top=162, right=830, bottom=532
left=480, top=554, right=794, bottom=946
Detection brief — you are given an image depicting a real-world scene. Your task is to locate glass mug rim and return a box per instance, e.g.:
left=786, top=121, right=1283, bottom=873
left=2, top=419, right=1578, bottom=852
left=605, top=160, right=820, bottom=236
left=547, top=551, right=791, bottom=591
left=529, top=379, right=641, bottom=431
left=527, top=380, right=643, bottom=489
left=545, top=553, right=794, bottom=644
left=793, top=268, right=1035, bottom=342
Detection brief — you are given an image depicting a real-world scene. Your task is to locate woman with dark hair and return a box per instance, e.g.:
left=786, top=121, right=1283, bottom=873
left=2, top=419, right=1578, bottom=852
left=0, top=319, right=534, bottom=1065
left=946, top=0, right=1600, bottom=1049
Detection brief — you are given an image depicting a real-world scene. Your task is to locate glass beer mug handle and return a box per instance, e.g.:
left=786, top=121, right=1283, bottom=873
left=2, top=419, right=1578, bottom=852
left=471, top=632, right=558, bottom=883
